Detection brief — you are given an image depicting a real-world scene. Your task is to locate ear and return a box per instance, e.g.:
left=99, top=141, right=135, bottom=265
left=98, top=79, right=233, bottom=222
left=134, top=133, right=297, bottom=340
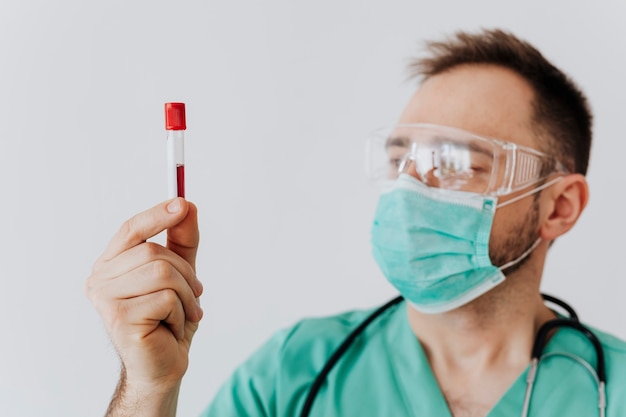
left=540, top=174, right=589, bottom=241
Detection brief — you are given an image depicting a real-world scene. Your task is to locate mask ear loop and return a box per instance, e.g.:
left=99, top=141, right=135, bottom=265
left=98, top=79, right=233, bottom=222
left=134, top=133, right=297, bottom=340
left=495, top=177, right=563, bottom=272
left=498, top=238, right=542, bottom=272
left=496, top=176, right=563, bottom=209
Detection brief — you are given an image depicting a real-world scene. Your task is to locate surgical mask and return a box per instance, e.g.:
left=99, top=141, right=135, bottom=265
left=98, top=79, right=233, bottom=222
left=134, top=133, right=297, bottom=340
left=371, top=174, right=545, bottom=314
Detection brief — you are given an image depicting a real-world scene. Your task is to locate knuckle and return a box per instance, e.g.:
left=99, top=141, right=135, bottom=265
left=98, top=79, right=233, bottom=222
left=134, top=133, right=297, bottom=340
left=150, top=259, right=173, bottom=279
left=159, top=288, right=179, bottom=306
left=114, top=299, right=132, bottom=319
left=91, top=289, right=112, bottom=314
left=118, top=218, right=133, bottom=238
left=142, top=241, right=163, bottom=259
left=90, top=260, right=103, bottom=275
left=84, top=275, right=104, bottom=303
left=120, top=217, right=142, bottom=243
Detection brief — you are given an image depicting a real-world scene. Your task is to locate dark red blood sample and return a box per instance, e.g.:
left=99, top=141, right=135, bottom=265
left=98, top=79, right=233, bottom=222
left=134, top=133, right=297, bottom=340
left=177, top=164, right=185, bottom=198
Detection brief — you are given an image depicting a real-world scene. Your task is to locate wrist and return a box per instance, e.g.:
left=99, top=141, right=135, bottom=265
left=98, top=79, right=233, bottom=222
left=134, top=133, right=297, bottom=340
left=106, top=367, right=182, bottom=417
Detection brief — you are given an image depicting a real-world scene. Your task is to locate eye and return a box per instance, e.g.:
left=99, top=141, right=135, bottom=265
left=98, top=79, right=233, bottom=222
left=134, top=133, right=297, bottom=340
left=469, top=165, right=493, bottom=177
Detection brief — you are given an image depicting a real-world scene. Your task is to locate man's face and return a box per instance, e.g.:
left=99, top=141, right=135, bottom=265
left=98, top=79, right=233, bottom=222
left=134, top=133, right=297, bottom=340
left=397, top=64, right=542, bottom=269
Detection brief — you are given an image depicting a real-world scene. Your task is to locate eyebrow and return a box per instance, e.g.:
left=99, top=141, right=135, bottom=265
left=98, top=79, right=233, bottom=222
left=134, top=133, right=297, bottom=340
left=385, top=136, right=411, bottom=148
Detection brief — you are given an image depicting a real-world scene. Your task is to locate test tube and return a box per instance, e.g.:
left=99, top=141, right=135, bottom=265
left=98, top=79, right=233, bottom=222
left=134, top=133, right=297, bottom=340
left=165, top=102, right=186, bottom=198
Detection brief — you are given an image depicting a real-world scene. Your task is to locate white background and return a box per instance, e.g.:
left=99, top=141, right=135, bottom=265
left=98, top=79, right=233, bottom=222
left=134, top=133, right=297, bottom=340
left=1, top=1, right=625, bottom=416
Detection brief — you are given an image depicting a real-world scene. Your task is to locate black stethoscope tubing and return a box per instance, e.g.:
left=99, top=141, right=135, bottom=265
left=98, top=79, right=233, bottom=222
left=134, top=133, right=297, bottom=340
left=299, top=294, right=606, bottom=417
left=299, top=295, right=404, bottom=416
left=532, top=318, right=606, bottom=382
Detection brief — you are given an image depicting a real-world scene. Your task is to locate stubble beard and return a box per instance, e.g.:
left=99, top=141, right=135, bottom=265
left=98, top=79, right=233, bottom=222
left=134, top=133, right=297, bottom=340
left=489, top=197, right=540, bottom=276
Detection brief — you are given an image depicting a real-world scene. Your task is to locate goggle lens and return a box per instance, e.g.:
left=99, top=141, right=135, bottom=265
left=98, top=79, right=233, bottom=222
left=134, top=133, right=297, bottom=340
left=366, top=124, right=564, bottom=196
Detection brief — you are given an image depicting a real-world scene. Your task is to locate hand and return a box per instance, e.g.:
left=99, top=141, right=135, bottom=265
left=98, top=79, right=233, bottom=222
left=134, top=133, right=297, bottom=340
left=85, top=198, right=203, bottom=397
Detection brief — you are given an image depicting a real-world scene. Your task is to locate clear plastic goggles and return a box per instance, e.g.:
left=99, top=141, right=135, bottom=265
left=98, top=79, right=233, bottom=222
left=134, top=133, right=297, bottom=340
left=366, top=124, right=569, bottom=196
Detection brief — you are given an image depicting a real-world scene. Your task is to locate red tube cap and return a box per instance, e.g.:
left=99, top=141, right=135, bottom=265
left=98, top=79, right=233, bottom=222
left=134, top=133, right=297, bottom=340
left=165, top=102, right=186, bottom=130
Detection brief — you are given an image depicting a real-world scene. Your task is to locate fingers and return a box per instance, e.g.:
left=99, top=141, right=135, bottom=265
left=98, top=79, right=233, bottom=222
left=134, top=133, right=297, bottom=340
left=167, top=201, right=199, bottom=268
left=86, top=198, right=203, bottom=341
left=85, top=199, right=204, bottom=391
left=92, top=259, right=203, bottom=325
left=120, top=289, right=188, bottom=340
left=91, top=242, right=203, bottom=298
left=98, top=198, right=192, bottom=263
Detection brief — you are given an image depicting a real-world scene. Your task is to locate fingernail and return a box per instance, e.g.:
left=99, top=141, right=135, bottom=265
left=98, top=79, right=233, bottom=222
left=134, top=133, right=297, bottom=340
left=167, top=199, right=181, bottom=213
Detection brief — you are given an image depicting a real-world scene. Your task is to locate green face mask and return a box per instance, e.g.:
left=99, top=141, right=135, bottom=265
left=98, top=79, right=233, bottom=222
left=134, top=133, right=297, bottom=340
left=371, top=174, right=541, bottom=314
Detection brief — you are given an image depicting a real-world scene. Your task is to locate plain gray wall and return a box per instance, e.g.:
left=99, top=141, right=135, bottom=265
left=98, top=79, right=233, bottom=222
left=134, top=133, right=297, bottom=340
left=1, top=1, right=625, bottom=416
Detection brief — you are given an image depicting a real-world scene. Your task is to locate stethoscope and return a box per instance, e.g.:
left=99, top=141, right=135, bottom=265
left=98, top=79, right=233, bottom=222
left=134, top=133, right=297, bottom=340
left=299, top=294, right=607, bottom=417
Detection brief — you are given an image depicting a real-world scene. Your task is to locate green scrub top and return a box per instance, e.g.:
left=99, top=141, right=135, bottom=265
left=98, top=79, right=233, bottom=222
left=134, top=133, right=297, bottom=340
left=202, top=300, right=626, bottom=416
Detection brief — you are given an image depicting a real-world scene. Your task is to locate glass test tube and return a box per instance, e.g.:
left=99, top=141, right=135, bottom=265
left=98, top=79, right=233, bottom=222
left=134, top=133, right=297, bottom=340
left=165, top=102, right=186, bottom=198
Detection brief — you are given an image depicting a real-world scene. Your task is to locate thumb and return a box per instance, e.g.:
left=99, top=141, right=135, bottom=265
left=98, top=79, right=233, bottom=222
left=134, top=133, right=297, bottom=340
left=167, top=199, right=200, bottom=270
left=98, top=197, right=192, bottom=262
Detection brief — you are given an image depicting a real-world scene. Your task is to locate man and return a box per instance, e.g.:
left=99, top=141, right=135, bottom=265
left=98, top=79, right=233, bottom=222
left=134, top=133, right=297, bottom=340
left=86, top=29, right=626, bottom=416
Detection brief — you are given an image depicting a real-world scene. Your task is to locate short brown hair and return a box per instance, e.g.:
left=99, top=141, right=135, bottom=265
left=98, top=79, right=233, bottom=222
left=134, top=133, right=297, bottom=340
left=409, top=29, right=592, bottom=175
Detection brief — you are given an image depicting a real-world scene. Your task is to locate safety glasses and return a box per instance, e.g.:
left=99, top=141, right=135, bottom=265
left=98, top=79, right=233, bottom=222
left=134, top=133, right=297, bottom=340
left=366, top=124, right=569, bottom=196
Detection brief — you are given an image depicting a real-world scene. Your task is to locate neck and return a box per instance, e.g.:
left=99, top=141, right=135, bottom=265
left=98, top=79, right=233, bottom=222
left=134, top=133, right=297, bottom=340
left=407, top=258, right=556, bottom=372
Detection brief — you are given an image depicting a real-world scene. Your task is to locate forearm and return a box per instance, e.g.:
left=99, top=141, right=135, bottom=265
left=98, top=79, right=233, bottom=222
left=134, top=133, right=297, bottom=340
left=105, top=367, right=181, bottom=417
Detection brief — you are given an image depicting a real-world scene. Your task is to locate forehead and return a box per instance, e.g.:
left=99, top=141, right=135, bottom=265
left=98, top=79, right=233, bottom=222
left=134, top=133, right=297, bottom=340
left=397, top=64, right=538, bottom=149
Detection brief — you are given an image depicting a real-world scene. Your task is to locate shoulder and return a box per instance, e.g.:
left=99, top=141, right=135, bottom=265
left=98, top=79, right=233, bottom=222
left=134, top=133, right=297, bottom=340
left=586, top=324, right=626, bottom=370
left=594, top=327, right=626, bottom=352
left=280, top=307, right=380, bottom=349
left=582, top=324, right=626, bottom=410
left=275, top=302, right=401, bottom=368
left=557, top=321, right=626, bottom=378
left=242, top=301, right=401, bottom=375
left=586, top=324, right=626, bottom=359
left=203, top=300, right=404, bottom=417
